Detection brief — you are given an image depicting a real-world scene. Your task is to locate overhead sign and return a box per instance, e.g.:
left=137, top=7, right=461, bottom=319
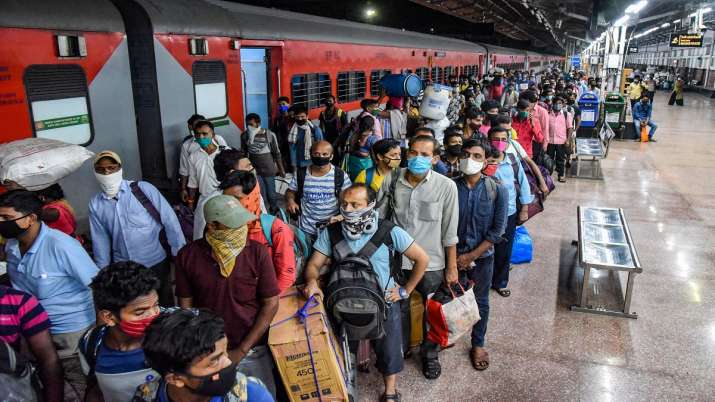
left=571, top=55, right=581, bottom=68
left=628, top=46, right=639, bottom=54
left=670, top=33, right=703, bottom=47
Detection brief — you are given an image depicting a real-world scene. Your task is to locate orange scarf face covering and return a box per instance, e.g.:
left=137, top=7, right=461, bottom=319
left=240, top=183, right=262, bottom=233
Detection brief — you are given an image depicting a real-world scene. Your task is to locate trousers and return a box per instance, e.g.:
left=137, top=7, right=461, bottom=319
left=398, top=269, right=444, bottom=360
left=492, top=213, right=518, bottom=289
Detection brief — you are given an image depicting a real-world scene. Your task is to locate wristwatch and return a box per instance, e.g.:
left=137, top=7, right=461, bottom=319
left=399, top=287, right=408, bottom=300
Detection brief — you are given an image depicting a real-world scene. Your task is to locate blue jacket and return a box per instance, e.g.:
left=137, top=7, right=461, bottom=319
left=456, top=176, right=509, bottom=258
left=632, top=102, right=652, bottom=121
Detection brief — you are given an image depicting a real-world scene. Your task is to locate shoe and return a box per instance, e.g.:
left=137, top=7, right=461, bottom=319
left=558, top=176, right=566, bottom=183
left=649, top=138, right=657, bottom=142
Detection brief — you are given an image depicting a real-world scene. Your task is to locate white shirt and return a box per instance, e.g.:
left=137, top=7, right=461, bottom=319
left=187, top=147, right=221, bottom=196
left=179, top=135, right=227, bottom=177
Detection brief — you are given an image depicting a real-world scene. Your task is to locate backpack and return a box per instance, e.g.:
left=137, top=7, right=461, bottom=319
left=324, top=219, right=396, bottom=341
left=259, top=210, right=311, bottom=285
left=295, top=166, right=345, bottom=204
left=508, top=153, right=544, bottom=222
left=0, top=341, right=40, bottom=402
left=78, top=325, right=109, bottom=383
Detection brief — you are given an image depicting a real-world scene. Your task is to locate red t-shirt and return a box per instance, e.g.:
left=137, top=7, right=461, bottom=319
left=175, top=240, right=280, bottom=349
left=248, top=218, right=296, bottom=294
left=43, top=200, right=78, bottom=239
left=512, top=118, right=543, bottom=158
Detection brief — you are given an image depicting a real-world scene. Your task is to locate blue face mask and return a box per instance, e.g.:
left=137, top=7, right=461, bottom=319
left=407, top=155, right=433, bottom=175
left=279, top=105, right=289, bottom=113
left=195, top=137, right=212, bottom=148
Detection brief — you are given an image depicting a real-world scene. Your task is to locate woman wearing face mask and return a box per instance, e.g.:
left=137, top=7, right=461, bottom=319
left=355, top=138, right=401, bottom=192
left=34, top=183, right=82, bottom=242
left=346, top=115, right=380, bottom=180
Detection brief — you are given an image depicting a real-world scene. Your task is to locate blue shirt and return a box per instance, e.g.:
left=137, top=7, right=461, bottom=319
left=494, top=155, right=534, bottom=216
left=155, top=374, right=274, bottom=402
left=89, top=180, right=186, bottom=269
left=313, top=216, right=415, bottom=290
left=5, top=224, right=98, bottom=334
left=289, top=125, right=324, bottom=167
left=456, top=176, right=509, bottom=258
left=632, top=101, right=652, bottom=121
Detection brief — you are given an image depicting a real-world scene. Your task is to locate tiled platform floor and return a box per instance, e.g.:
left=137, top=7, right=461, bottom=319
left=356, top=91, right=715, bottom=401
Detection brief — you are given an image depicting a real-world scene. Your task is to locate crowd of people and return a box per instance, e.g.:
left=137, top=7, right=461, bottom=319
left=1, top=66, right=604, bottom=402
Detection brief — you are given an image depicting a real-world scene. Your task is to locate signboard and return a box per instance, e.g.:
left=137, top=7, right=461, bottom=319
left=628, top=46, right=639, bottom=54
left=571, top=55, right=581, bottom=68
left=670, top=33, right=703, bottom=47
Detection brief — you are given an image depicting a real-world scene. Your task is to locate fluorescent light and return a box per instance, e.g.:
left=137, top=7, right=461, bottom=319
left=661, top=22, right=670, bottom=28
left=672, top=19, right=680, bottom=23
left=614, top=15, right=630, bottom=26
left=365, top=7, right=376, bottom=17
left=625, top=0, right=648, bottom=14
left=703, top=7, right=712, bottom=13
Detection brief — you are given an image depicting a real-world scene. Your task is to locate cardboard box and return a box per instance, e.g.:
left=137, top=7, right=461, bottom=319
left=269, top=288, right=350, bottom=402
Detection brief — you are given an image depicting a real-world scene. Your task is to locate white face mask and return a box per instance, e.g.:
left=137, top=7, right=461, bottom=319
left=459, top=158, right=484, bottom=176
left=95, top=169, right=123, bottom=197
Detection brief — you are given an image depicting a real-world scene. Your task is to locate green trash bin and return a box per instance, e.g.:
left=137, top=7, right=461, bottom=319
left=603, top=92, right=626, bottom=133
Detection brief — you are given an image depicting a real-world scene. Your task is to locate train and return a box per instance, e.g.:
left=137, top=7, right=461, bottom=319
left=0, top=0, right=563, bottom=225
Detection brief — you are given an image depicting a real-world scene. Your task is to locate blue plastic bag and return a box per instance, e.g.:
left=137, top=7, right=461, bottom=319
left=510, top=226, right=533, bottom=264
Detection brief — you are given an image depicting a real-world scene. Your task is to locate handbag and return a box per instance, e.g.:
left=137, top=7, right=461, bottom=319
left=511, top=226, right=533, bottom=264
left=425, top=282, right=480, bottom=348
left=535, top=150, right=555, bottom=175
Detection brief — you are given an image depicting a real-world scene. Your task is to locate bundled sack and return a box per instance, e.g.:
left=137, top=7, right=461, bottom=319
left=511, top=226, right=533, bottom=264
left=425, top=282, right=480, bottom=348
left=0, top=138, right=94, bottom=190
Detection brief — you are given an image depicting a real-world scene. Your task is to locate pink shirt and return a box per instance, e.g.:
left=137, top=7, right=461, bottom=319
left=359, top=111, right=382, bottom=139
left=547, top=110, right=573, bottom=145
left=533, top=104, right=550, bottom=148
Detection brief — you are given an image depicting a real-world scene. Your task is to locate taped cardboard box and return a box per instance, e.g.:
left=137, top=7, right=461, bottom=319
left=269, top=289, right=349, bottom=402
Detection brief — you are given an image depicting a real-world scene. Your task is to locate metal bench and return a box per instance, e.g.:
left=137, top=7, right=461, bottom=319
left=571, top=122, right=615, bottom=179
left=571, top=206, right=642, bottom=319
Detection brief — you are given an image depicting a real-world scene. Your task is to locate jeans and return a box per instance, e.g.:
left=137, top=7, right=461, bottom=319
left=546, top=143, right=567, bottom=178
left=238, top=345, right=277, bottom=398
left=492, top=213, right=518, bottom=289
left=462, top=255, right=494, bottom=348
left=398, top=269, right=444, bottom=360
left=257, top=174, right=279, bottom=212
left=633, top=119, right=658, bottom=139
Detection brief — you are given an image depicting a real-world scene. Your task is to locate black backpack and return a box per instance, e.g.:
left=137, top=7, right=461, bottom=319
left=324, top=219, right=396, bottom=341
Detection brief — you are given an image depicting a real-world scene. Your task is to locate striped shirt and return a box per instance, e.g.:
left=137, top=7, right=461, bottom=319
left=0, top=285, right=51, bottom=349
left=288, top=165, right=351, bottom=236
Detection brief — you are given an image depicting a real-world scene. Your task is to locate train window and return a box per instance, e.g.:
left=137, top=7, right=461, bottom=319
left=24, top=64, right=93, bottom=145
left=444, top=66, right=453, bottom=80
left=189, top=38, right=209, bottom=56
left=291, top=73, right=331, bottom=110
left=416, top=67, right=429, bottom=80
left=370, top=69, right=392, bottom=97
left=192, top=61, right=227, bottom=119
left=337, top=71, right=366, bottom=103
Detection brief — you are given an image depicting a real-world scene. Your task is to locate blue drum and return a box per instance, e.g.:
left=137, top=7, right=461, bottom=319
left=380, top=73, right=422, bottom=97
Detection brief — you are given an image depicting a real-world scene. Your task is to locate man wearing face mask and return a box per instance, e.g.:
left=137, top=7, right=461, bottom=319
left=479, top=100, right=501, bottom=136
left=80, top=262, right=161, bottom=402
left=303, top=183, right=429, bottom=402
left=439, top=130, right=465, bottom=178
left=179, top=114, right=228, bottom=204
left=288, top=105, right=324, bottom=170
left=487, top=127, right=533, bottom=298
left=90, top=151, right=186, bottom=306
left=219, top=171, right=296, bottom=293
left=241, top=113, right=284, bottom=213
left=464, top=108, right=485, bottom=140
left=519, top=90, right=550, bottom=154
left=455, top=138, right=508, bottom=372
left=546, top=96, right=573, bottom=182
left=500, top=81, right=519, bottom=110
left=319, top=95, right=348, bottom=145
left=628, top=76, right=646, bottom=110
left=0, top=190, right=99, bottom=399
left=512, top=99, right=544, bottom=158
left=186, top=120, right=225, bottom=211
left=175, top=195, right=280, bottom=397
left=286, top=141, right=351, bottom=241
left=134, top=309, right=274, bottom=402
left=376, top=135, right=459, bottom=380
left=495, top=115, right=551, bottom=197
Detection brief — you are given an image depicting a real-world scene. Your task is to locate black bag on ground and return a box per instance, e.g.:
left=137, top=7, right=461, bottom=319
left=324, top=219, right=396, bottom=341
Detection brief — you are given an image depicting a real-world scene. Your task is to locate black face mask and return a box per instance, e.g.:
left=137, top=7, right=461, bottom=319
left=487, top=114, right=499, bottom=126
left=184, top=362, right=238, bottom=397
left=446, top=144, right=463, bottom=156
left=0, top=215, right=30, bottom=239
left=295, top=119, right=308, bottom=126
left=311, top=156, right=332, bottom=167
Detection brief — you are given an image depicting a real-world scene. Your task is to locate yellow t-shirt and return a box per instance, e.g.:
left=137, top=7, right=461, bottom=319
left=355, top=168, right=385, bottom=192
left=628, top=82, right=644, bottom=100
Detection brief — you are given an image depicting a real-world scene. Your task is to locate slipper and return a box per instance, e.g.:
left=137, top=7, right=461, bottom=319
left=495, top=288, right=511, bottom=297
left=381, top=391, right=401, bottom=402
left=470, top=347, right=490, bottom=371
left=422, top=358, right=441, bottom=380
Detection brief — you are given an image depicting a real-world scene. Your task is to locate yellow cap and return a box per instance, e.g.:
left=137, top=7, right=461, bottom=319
left=94, top=150, right=122, bottom=165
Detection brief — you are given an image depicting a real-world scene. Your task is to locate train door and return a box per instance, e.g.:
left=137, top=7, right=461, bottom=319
left=240, top=48, right=270, bottom=127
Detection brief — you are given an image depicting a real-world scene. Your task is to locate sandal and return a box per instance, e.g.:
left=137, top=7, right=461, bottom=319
left=422, top=358, right=441, bottom=379
left=494, top=288, right=511, bottom=297
left=558, top=176, right=566, bottom=183
left=380, top=391, right=401, bottom=402
left=470, top=347, right=490, bottom=371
